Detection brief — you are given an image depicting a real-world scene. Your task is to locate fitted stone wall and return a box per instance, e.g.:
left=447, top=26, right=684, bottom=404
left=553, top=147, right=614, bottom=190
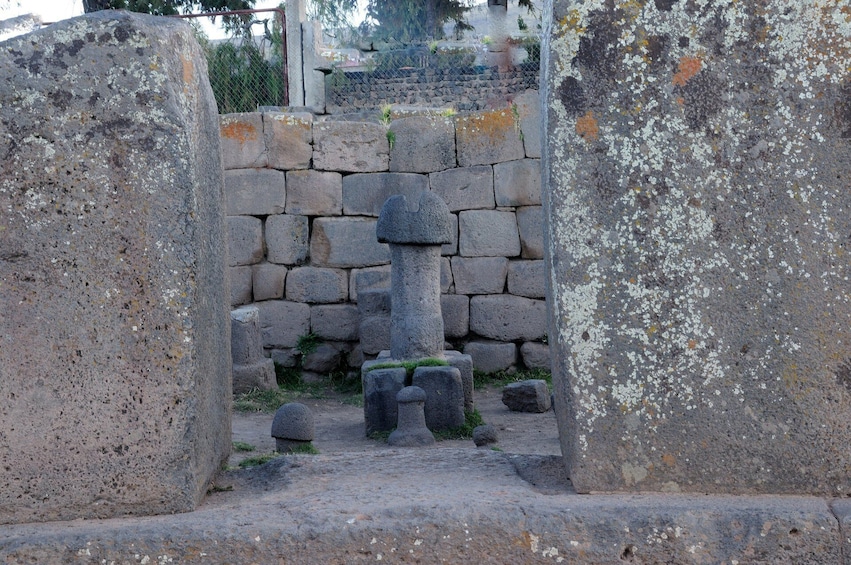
left=222, top=89, right=548, bottom=373
left=326, top=66, right=540, bottom=114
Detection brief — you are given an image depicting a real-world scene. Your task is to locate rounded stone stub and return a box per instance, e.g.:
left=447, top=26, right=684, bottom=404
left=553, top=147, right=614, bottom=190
left=396, top=385, right=427, bottom=404
left=376, top=191, right=452, bottom=245
left=271, top=403, right=315, bottom=441
left=230, top=305, right=260, bottom=324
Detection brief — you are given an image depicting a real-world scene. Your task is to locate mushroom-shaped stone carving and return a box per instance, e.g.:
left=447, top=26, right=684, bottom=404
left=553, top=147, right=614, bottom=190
left=271, top=402, right=315, bottom=452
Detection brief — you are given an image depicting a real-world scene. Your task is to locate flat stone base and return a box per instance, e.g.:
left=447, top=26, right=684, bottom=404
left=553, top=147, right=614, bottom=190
left=1, top=449, right=844, bottom=564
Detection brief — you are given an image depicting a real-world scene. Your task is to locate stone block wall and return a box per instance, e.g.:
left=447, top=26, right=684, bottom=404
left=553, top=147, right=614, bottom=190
left=222, top=89, right=548, bottom=373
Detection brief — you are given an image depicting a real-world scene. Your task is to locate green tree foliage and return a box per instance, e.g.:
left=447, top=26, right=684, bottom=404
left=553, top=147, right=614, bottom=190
left=81, top=0, right=254, bottom=17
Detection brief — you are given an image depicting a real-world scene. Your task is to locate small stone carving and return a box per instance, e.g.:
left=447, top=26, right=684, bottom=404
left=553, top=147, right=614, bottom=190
left=388, top=386, right=435, bottom=447
left=473, top=425, right=499, bottom=447
left=502, top=379, right=552, bottom=413
left=231, top=306, right=276, bottom=394
left=271, top=403, right=315, bottom=452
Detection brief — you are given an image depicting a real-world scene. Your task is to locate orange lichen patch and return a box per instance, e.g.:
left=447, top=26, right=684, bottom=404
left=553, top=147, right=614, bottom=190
left=181, top=55, right=193, bottom=86
left=661, top=453, right=677, bottom=467
left=221, top=121, right=260, bottom=143
left=456, top=110, right=515, bottom=142
left=575, top=110, right=599, bottom=142
left=687, top=339, right=697, bottom=349
left=676, top=96, right=685, bottom=106
left=673, top=56, right=703, bottom=86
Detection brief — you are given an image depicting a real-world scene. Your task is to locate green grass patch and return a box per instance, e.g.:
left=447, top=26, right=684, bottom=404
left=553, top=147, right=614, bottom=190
left=473, top=368, right=552, bottom=390
left=433, top=408, right=485, bottom=441
left=233, top=387, right=297, bottom=413
left=232, top=441, right=255, bottom=452
left=288, top=443, right=320, bottom=455
left=237, top=452, right=281, bottom=469
left=366, top=358, right=449, bottom=384
left=367, top=429, right=392, bottom=442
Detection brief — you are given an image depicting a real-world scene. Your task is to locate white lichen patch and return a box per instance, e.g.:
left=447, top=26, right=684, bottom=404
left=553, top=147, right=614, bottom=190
left=545, top=0, right=851, bottom=468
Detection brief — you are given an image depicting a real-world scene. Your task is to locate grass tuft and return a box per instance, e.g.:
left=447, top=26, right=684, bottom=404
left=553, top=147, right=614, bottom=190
left=232, top=441, right=255, bottom=452
left=237, top=452, right=281, bottom=468
left=473, top=368, right=552, bottom=389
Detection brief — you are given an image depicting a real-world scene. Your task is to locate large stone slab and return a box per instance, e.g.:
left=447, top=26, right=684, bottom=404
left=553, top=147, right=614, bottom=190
left=0, top=11, right=230, bottom=524
left=256, top=300, right=311, bottom=349
left=342, top=172, right=428, bottom=216
left=494, top=159, right=541, bottom=207
left=514, top=88, right=542, bottom=158
left=389, top=115, right=456, bottom=173
left=0, top=453, right=842, bottom=564
left=455, top=109, right=525, bottom=167
left=428, top=165, right=495, bottom=212
left=310, top=218, right=390, bottom=268
left=220, top=112, right=267, bottom=169
left=451, top=256, right=509, bottom=295
left=264, top=111, right=313, bottom=170
left=286, top=266, right=348, bottom=304
left=285, top=170, right=342, bottom=216
left=266, top=214, right=309, bottom=265
left=544, top=0, right=851, bottom=494
left=313, top=121, right=389, bottom=172
left=224, top=168, right=286, bottom=216
left=470, top=295, right=546, bottom=342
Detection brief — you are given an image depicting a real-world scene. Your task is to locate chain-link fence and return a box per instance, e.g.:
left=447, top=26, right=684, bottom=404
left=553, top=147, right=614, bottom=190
left=175, top=9, right=288, bottom=114
left=325, top=37, right=541, bottom=114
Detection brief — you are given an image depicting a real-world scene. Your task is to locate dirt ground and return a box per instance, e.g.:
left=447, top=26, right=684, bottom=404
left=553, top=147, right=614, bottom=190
left=229, top=383, right=561, bottom=468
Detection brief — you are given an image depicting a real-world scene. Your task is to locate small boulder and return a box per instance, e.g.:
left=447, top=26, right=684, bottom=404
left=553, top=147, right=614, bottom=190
left=502, top=379, right=551, bottom=413
left=473, top=424, right=499, bottom=447
left=271, top=403, right=315, bottom=452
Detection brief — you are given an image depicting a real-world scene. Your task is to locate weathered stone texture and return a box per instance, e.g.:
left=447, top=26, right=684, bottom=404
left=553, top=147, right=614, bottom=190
left=313, top=121, right=389, bottom=172
left=311, top=218, right=389, bottom=268
left=227, top=216, right=264, bottom=266
left=515, top=206, right=543, bottom=259
left=285, top=170, right=342, bottom=216
left=389, top=116, right=456, bottom=173
left=343, top=172, right=428, bottom=216
left=464, top=341, right=517, bottom=374
left=514, top=88, right=542, bottom=158
left=350, top=265, right=391, bottom=302
left=266, top=214, right=309, bottom=265
left=520, top=342, right=550, bottom=371
left=362, top=368, right=407, bottom=435
left=225, top=168, right=286, bottom=216
left=0, top=11, right=230, bottom=524
left=441, top=213, right=459, bottom=256
left=230, top=266, right=253, bottom=306
left=286, top=267, right=348, bottom=304
left=493, top=159, right=541, bottom=207
left=310, top=304, right=360, bottom=342
left=470, top=295, right=546, bottom=342
left=428, top=166, right=495, bottom=212
left=458, top=210, right=521, bottom=257
left=411, top=366, right=465, bottom=431
left=451, top=257, right=509, bottom=295
left=221, top=112, right=267, bottom=169
left=441, top=294, right=470, bottom=339
left=545, top=0, right=851, bottom=494
left=502, top=380, right=551, bottom=413
left=507, top=260, right=546, bottom=298
left=455, top=109, right=525, bottom=167
left=252, top=263, right=288, bottom=301
left=231, top=306, right=276, bottom=394
left=264, top=112, right=313, bottom=170
left=256, top=300, right=311, bottom=349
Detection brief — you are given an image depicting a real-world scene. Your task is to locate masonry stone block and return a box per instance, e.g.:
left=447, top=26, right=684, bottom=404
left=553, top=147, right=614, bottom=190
left=359, top=315, right=391, bottom=355
left=440, top=257, right=453, bottom=293
left=302, top=343, right=345, bottom=374
left=227, top=216, right=264, bottom=266
left=252, top=263, right=287, bottom=301
left=464, top=341, right=517, bottom=374
left=502, top=379, right=551, bottom=413
left=429, top=166, right=495, bottom=212
left=285, top=170, right=342, bottom=216
left=520, top=342, right=550, bottom=371
left=441, top=213, right=458, bottom=256
left=310, top=304, right=360, bottom=341
left=230, top=266, right=253, bottom=306
left=494, top=159, right=541, bottom=207
left=516, top=206, right=543, bottom=259
left=455, top=109, right=525, bottom=167
left=286, top=267, right=348, bottom=303
left=350, top=265, right=391, bottom=302
left=0, top=11, right=230, bottom=524
left=441, top=294, right=470, bottom=339
left=470, top=295, right=546, bottom=342
left=264, top=111, right=313, bottom=170
left=311, top=218, right=389, bottom=268
left=224, top=168, right=286, bottom=216
left=220, top=112, right=267, bottom=169
left=507, top=260, right=546, bottom=298
left=513, top=89, right=542, bottom=158
left=444, top=350, right=475, bottom=413
left=231, top=306, right=276, bottom=394
left=358, top=289, right=391, bottom=317
left=313, top=121, right=389, bottom=172
left=362, top=368, right=407, bottom=435
left=256, top=300, right=311, bottom=349
left=412, top=366, right=465, bottom=431
left=343, top=172, right=429, bottom=216
left=546, top=0, right=851, bottom=494
left=458, top=210, right=521, bottom=257
left=266, top=214, right=309, bottom=265
left=389, top=115, right=456, bottom=173
left=451, top=257, right=509, bottom=295
left=270, top=347, right=298, bottom=368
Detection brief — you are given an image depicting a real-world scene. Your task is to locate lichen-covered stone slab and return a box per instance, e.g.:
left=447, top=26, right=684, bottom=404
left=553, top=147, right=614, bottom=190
left=0, top=11, right=230, bottom=523
left=544, top=0, right=851, bottom=494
